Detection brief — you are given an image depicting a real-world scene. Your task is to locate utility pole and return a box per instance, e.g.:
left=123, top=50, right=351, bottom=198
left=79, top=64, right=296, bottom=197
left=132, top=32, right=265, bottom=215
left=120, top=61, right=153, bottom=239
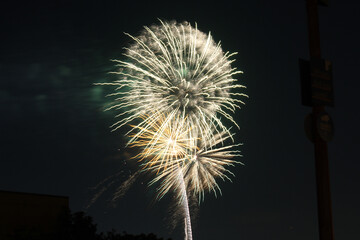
left=299, top=0, right=335, bottom=240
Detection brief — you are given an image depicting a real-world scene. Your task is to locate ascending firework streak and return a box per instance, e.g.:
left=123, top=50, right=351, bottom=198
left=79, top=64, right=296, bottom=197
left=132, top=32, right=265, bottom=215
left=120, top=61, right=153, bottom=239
left=97, top=20, right=247, bottom=240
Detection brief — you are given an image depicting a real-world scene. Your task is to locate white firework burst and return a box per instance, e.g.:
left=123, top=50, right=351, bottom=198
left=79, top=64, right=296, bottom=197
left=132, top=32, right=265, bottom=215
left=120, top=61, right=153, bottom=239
left=99, top=19, right=247, bottom=143
left=183, top=131, right=242, bottom=201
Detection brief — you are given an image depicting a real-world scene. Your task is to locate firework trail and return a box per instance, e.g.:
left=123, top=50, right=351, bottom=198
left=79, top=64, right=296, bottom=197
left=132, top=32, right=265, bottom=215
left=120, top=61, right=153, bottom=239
left=111, top=170, right=140, bottom=204
left=85, top=170, right=140, bottom=209
left=85, top=171, right=124, bottom=209
left=98, top=20, right=246, bottom=240
left=179, top=169, right=192, bottom=240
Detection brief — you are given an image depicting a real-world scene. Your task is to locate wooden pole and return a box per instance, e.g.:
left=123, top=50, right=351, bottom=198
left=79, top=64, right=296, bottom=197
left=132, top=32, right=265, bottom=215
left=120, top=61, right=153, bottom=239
left=305, top=0, right=335, bottom=239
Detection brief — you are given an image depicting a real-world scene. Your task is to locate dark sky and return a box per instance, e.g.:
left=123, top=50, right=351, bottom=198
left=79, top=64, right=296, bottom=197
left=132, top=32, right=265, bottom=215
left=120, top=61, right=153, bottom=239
left=1, top=0, right=359, bottom=239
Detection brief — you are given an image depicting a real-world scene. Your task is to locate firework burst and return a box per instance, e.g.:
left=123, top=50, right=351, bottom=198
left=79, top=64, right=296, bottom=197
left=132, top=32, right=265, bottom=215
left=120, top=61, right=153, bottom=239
left=129, top=112, right=242, bottom=203
left=97, top=20, right=247, bottom=240
left=183, top=132, right=243, bottom=202
left=129, top=112, right=241, bottom=240
left=98, top=19, right=247, bottom=144
left=129, top=112, right=191, bottom=171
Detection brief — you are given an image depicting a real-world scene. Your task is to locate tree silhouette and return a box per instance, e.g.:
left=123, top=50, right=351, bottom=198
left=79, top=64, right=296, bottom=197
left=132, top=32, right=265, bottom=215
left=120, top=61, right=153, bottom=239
left=67, top=211, right=171, bottom=240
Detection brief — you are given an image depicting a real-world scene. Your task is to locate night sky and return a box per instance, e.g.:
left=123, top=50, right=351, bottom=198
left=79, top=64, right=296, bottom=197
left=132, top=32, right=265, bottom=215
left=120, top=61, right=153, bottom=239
left=1, top=0, right=360, bottom=239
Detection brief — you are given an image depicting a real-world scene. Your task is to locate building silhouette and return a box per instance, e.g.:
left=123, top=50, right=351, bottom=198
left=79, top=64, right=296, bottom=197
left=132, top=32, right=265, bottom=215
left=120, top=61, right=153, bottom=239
left=0, top=190, right=69, bottom=240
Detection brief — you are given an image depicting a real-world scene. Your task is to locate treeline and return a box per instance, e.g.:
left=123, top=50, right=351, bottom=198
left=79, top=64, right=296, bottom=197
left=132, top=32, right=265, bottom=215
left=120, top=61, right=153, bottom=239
left=67, top=211, right=171, bottom=240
